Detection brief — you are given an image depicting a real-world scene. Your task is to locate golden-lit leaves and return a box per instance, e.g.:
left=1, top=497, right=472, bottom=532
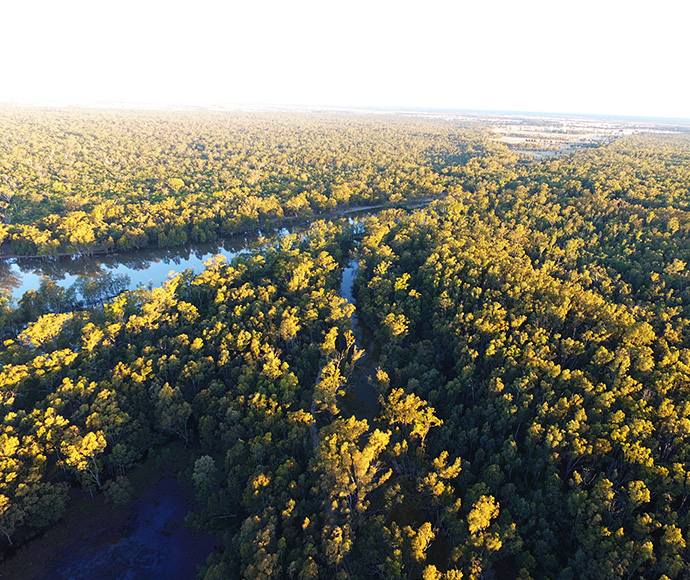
left=380, top=388, right=442, bottom=445
left=18, top=312, right=74, bottom=349
left=314, top=416, right=392, bottom=514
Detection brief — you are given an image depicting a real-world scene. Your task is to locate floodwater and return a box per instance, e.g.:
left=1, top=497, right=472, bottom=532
left=46, top=476, right=214, bottom=580
left=0, top=207, right=401, bottom=579
left=0, top=465, right=216, bottom=580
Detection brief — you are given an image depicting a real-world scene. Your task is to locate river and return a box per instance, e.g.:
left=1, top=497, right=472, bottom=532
left=0, top=199, right=439, bottom=304
left=0, top=229, right=277, bottom=303
left=0, top=214, right=387, bottom=427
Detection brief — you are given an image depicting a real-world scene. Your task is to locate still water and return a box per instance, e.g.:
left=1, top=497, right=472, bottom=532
left=0, top=228, right=288, bottom=304
left=0, top=202, right=432, bottom=304
left=339, top=258, right=381, bottom=422
left=0, top=207, right=386, bottom=304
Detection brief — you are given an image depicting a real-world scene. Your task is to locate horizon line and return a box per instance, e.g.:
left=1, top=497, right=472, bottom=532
left=1, top=99, right=689, bottom=125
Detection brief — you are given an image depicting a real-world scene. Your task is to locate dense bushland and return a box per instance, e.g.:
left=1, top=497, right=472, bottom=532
left=2, top=113, right=690, bottom=579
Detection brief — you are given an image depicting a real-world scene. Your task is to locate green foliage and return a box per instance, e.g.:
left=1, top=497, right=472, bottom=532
left=3, top=117, right=690, bottom=580
left=354, top=131, right=690, bottom=578
left=0, top=109, right=513, bottom=257
left=103, top=475, right=133, bottom=506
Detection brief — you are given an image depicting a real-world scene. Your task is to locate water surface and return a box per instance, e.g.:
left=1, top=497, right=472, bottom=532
left=0, top=229, right=281, bottom=303
left=339, top=258, right=381, bottom=422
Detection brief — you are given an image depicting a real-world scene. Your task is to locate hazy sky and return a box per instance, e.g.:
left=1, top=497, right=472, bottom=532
left=1, top=0, right=688, bottom=118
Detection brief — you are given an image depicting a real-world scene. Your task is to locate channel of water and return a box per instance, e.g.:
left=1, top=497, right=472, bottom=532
left=0, top=229, right=275, bottom=303
left=0, top=198, right=439, bottom=304
left=339, top=258, right=381, bottom=423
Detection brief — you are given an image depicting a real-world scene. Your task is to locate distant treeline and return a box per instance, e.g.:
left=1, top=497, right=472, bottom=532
left=0, top=109, right=516, bottom=256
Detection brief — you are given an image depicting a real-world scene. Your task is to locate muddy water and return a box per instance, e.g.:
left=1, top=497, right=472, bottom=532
left=339, top=258, right=381, bottom=422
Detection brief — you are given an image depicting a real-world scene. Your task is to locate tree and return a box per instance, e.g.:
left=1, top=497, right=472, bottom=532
left=379, top=388, right=443, bottom=447
left=61, top=429, right=107, bottom=489
left=314, top=416, right=392, bottom=517
left=154, top=383, right=192, bottom=444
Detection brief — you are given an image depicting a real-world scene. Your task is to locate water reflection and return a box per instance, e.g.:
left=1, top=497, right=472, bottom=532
left=1, top=206, right=381, bottom=305
left=2, top=230, right=263, bottom=304
left=339, top=258, right=381, bottom=422
left=0, top=260, right=23, bottom=297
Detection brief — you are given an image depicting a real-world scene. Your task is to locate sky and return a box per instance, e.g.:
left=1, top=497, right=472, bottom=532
left=1, top=0, right=689, bottom=119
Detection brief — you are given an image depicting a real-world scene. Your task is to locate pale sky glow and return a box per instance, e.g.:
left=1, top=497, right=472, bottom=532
left=1, top=0, right=689, bottom=118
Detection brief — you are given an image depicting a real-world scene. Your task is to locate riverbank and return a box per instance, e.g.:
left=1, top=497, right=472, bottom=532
left=0, top=196, right=443, bottom=262
left=1, top=196, right=443, bottom=304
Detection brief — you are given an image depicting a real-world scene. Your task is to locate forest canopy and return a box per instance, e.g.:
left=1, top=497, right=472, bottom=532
left=0, top=109, right=516, bottom=256
left=2, top=110, right=690, bottom=580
